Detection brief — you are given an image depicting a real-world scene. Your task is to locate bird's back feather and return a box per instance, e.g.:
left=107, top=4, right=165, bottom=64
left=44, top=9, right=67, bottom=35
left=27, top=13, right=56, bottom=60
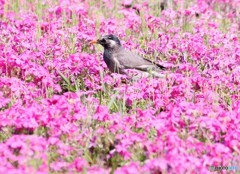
left=113, top=48, right=166, bottom=72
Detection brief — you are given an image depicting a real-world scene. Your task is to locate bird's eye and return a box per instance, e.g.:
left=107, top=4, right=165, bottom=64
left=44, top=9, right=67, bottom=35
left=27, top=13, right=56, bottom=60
left=108, top=36, right=112, bottom=39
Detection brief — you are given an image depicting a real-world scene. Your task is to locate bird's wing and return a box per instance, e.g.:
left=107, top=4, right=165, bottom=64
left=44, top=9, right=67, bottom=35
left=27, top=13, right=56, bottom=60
left=114, top=49, right=166, bottom=72
left=142, top=57, right=166, bottom=70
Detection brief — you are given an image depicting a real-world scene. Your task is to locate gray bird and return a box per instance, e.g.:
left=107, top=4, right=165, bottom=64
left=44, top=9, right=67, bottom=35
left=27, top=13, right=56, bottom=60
left=91, top=34, right=166, bottom=78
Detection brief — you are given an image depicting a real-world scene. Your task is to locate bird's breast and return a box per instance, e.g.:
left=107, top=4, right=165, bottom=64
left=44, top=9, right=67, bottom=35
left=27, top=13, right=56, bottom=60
left=103, top=50, right=122, bottom=73
left=103, top=50, right=112, bottom=67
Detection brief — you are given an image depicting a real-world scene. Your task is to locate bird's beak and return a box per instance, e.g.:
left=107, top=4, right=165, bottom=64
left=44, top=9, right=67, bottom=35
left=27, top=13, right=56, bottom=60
left=90, top=39, right=99, bottom=45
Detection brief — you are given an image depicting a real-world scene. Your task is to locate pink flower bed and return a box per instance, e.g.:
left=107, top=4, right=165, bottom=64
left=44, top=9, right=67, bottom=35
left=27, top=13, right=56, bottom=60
left=0, top=0, right=239, bottom=173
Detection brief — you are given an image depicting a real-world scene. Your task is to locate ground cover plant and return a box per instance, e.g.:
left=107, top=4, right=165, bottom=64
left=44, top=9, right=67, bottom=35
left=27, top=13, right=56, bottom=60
left=0, top=0, right=239, bottom=173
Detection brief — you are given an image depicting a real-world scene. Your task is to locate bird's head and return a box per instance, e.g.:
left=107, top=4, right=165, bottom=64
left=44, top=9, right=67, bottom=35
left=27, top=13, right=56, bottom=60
left=90, top=34, right=121, bottom=49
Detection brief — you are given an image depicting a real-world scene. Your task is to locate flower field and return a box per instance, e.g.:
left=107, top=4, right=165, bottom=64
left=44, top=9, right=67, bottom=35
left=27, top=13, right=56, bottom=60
left=0, top=0, right=239, bottom=173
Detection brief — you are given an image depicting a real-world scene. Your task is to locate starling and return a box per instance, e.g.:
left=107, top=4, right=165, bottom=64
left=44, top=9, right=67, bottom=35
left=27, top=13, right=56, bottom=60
left=91, top=34, right=166, bottom=78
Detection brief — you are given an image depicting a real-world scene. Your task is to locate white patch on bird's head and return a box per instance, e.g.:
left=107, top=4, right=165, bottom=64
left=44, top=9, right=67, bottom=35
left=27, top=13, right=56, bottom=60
left=108, top=39, right=117, bottom=48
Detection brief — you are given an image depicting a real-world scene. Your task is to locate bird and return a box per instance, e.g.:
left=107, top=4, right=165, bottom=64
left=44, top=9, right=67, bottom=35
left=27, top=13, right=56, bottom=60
left=90, top=34, right=166, bottom=78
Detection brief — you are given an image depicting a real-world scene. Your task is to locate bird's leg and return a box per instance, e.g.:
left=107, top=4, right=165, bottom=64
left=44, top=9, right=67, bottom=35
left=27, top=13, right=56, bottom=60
left=114, top=64, right=120, bottom=74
